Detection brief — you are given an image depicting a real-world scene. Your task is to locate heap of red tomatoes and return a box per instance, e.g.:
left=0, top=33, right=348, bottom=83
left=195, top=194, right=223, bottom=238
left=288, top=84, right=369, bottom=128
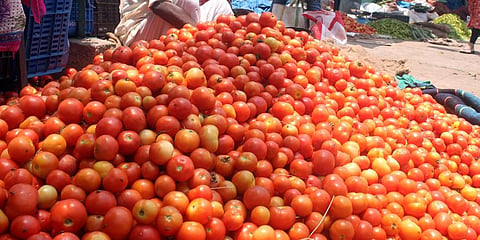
left=0, top=11, right=480, bottom=240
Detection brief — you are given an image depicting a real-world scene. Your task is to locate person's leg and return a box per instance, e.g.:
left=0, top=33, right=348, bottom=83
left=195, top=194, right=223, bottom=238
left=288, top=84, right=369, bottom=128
left=333, top=0, right=340, bottom=10
left=471, top=28, right=480, bottom=45
left=272, top=0, right=287, bottom=6
left=461, top=28, right=479, bottom=53
left=306, top=0, right=321, bottom=11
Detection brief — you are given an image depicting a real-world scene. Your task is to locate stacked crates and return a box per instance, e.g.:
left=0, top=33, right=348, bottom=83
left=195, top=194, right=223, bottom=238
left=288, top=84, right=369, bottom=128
left=24, top=0, right=72, bottom=78
left=0, top=52, right=15, bottom=82
left=69, top=0, right=94, bottom=36
left=94, top=0, right=120, bottom=38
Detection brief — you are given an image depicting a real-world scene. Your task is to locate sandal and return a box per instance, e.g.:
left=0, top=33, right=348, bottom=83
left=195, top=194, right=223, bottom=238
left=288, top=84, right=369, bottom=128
left=460, top=49, right=475, bottom=54
left=460, top=43, right=474, bottom=54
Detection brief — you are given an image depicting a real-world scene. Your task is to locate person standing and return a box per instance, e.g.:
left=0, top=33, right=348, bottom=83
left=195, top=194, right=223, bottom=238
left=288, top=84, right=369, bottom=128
left=461, top=0, right=480, bottom=53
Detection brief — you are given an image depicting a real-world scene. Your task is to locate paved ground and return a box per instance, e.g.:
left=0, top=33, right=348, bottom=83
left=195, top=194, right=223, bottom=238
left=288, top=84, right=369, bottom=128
left=340, top=37, right=480, bottom=95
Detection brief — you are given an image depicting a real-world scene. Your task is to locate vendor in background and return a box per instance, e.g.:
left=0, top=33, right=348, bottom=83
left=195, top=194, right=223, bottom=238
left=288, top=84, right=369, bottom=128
left=432, top=0, right=469, bottom=20
left=461, top=0, right=480, bottom=53
left=115, top=0, right=234, bottom=47
left=271, top=0, right=323, bottom=11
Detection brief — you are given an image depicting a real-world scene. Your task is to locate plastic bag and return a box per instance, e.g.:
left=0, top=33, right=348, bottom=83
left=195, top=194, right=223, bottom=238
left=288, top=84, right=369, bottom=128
left=303, top=10, right=347, bottom=45
left=271, top=0, right=309, bottom=30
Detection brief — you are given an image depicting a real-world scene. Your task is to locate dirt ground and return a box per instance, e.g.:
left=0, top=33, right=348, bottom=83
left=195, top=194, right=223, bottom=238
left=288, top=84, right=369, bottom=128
left=338, top=36, right=480, bottom=95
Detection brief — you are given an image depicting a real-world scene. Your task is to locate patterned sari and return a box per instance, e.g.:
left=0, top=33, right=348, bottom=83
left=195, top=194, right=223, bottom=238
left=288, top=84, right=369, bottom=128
left=0, top=0, right=26, bottom=53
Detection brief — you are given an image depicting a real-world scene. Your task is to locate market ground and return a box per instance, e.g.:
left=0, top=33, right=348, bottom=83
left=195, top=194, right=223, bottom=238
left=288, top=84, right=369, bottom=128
left=339, top=36, right=480, bottom=95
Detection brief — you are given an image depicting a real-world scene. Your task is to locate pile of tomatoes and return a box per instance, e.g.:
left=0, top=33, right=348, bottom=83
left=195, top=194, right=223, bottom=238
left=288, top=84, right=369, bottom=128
left=0, top=11, right=480, bottom=240
left=340, top=13, right=377, bottom=35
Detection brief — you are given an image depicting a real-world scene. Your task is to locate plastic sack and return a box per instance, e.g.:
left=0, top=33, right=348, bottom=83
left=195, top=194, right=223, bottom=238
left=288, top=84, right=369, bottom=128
left=303, top=10, right=347, bottom=45
left=360, top=2, right=382, bottom=13
left=408, top=10, right=428, bottom=23
left=271, top=0, right=309, bottom=30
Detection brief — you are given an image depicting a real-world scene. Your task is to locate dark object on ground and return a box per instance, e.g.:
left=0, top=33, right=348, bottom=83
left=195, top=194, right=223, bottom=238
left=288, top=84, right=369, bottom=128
left=414, top=22, right=451, bottom=38
left=233, top=8, right=254, bottom=16
left=423, top=88, right=480, bottom=125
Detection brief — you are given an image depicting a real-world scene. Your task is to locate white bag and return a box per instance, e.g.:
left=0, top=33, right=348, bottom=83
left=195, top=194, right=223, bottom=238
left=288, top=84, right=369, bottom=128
left=303, top=10, right=347, bottom=45
left=271, top=0, right=309, bottom=30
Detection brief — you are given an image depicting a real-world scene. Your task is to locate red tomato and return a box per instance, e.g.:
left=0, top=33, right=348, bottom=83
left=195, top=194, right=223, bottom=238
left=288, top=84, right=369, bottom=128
left=84, top=190, right=117, bottom=215
left=50, top=199, right=87, bottom=234
left=117, top=130, right=141, bottom=155
left=4, top=183, right=38, bottom=219
left=166, top=155, right=194, bottom=182
left=176, top=221, right=206, bottom=240
left=156, top=206, right=183, bottom=237
left=9, top=215, right=41, bottom=239
left=56, top=98, right=84, bottom=124
left=128, top=225, right=161, bottom=240
left=269, top=206, right=296, bottom=231
left=102, top=206, right=133, bottom=239
left=122, top=106, right=147, bottom=133
left=329, top=219, right=355, bottom=240
left=132, top=199, right=160, bottom=225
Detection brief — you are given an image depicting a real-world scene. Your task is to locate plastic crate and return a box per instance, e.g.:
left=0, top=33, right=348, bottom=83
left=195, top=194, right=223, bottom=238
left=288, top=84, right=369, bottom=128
left=94, top=0, right=120, bottom=38
left=69, top=0, right=94, bottom=36
left=24, top=0, right=71, bottom=78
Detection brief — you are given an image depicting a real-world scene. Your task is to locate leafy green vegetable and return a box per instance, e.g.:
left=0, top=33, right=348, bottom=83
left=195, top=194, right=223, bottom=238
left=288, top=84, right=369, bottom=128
left=367, top=18, right=414, bottom=40
left=432, top=13, right=471, bottom=41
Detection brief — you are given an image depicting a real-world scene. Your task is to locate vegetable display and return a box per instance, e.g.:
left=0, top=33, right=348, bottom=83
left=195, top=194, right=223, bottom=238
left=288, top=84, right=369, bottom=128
left=367, top=18, right=415, bottom=40
left=410, top=25, right=436, bottom=41
left=0, top=11, right=480, bottom=240
left=432, top=13, right=471, bottom=41
left=340, top=13, right=377, bottom=34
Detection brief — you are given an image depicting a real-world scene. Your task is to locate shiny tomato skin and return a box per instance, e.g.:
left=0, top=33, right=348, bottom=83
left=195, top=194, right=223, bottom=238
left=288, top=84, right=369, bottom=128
left=56, top=98, right=84, bottom=124
left=205, top=217, right=226, bottom=240
left=4, top=183, right=38, bottom=219
left=166, top=155, right=195, bottom=182
left=176, top=221, right=206, bottom=240
left=84, top=190, right=117, bottom=215
left=10, top=215, right=41, bottom=239
left=102, top=206, right=134, bottom=240
left=52, top=232, right=80, bottom=240
left=50, top=199, right=87, bottom=234
left=128, top=225, right=161, bottom=240
left=269, top=206, right=296, bottom=231
left=122, top=106, right=147, bottom=133
left=95, top=117, right=123, bottom=138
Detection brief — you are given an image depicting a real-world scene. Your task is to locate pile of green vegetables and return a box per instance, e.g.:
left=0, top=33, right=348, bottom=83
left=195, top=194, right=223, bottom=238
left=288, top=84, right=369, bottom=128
left=367, top=18, right=415, bottom=40
left=410, top=25, right=436, bottom=40
left=432, top=13, right=471, bottom=41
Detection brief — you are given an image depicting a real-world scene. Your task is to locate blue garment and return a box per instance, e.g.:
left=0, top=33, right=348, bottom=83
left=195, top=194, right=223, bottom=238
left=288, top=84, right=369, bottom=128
left=271, top=0, right=321, bottom=11
left=446, top=0, right=464, bottom=11
left=231, top=0, right=274, bottom=14
left=396, top=1, right=412, bottom=9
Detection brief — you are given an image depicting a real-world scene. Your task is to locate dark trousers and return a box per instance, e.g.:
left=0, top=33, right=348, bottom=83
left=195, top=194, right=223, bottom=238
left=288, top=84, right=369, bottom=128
left=334, top=0, right=340, bottom=10
left=471, top=28, right=480, bottom=44
left=272, top=0, right=322, bottom=11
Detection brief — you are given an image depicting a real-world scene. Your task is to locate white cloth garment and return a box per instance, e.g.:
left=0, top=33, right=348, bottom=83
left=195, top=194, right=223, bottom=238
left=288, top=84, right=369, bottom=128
left=115, top=0, right=233, bottom=47
left=115, top=0, right=200, bottom=46
left=199, top=0, right=234, bottom=23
